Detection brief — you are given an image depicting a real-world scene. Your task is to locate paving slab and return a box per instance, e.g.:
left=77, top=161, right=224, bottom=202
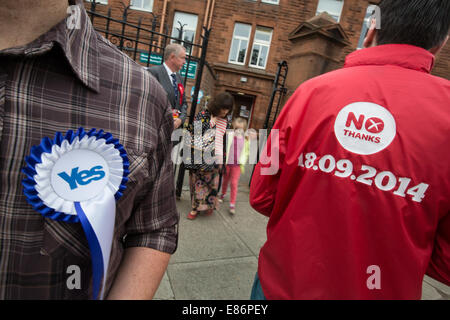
left=421, top=275, right=450, bottom=300
left=217, top=200, right=268, bottom=256
left=167, top=257, right=258, bottom=300
left=171, top=195, right=253, bottom=264
left=154, top=271, right=175, bottom=300
left=218, top=186, right=252, bottom=204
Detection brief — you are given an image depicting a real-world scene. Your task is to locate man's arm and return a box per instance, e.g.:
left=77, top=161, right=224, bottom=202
left=108, top=94, right=179, bottom=299
left=249, top=89, right=303, bottom=217
left=249, top=128, right=285, bottom=217
left=106, top=247, right=170, bottom=300
left=249, top=112, right=290, bottom=217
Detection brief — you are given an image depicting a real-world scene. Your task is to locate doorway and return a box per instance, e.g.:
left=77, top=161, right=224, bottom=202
left=229, top=92, right=255, bottom=129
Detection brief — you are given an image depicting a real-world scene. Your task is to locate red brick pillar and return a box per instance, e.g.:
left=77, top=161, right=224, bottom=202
left=286, top=12, right=351, bottom=96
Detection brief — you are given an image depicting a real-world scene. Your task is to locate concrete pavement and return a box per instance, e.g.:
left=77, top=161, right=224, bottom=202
left=154, top=166, right=267, bottom=300
left=153, top=167, right=450, bottom=300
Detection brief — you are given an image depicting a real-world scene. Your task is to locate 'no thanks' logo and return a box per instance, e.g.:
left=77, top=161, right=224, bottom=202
left=365, top=117, right=384, bottom=134
left=334, top=102, right=396, bottom=155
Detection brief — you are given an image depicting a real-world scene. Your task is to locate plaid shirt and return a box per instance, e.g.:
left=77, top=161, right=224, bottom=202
left=0, top=1, right=178, bottom=299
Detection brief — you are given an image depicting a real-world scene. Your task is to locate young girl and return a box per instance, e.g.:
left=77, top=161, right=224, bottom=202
left=219, top=117, right=250, bottom=214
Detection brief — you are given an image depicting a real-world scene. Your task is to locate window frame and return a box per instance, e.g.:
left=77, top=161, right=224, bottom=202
left=315, top=0, right=344, bottom=22
left=249, top=27, right=273, bottom=70
left=171, top=11, right=199, bottom=54
left=86, top=0, right=108, bottom=4
left=261, top=0, right=280, bottom=5
left=228, top=23, right=252, bottom=66
left=130, top=0, right=154, bottom=13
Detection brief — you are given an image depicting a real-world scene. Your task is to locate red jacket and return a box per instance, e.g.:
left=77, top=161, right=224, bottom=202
left=250, top=44, right=450, bottom=299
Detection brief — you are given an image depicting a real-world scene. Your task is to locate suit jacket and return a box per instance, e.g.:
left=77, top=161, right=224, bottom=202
left=148, top=64, right=188, bottom=124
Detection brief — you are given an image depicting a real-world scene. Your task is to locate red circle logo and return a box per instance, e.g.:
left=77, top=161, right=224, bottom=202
left=365, top=117, right=385, bottom=134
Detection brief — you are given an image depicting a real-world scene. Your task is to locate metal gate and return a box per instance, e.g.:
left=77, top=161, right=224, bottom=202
left=86, top=1, right=211, bottom=197
left=249, top=60, right=288, bottom=185
left=263, top=60, right=288, bottom=132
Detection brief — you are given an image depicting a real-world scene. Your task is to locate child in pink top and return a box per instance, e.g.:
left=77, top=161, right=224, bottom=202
left=219, top=117, right=249, bottom=214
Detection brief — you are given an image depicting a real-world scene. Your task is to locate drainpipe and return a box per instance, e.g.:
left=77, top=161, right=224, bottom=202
left=158, top=0, right=169, bottom=52
left=207, top=0, right=216, bottom=30
left=198, top=0, right=212, bottom=57
left=203, top=0, right=212, bottom=31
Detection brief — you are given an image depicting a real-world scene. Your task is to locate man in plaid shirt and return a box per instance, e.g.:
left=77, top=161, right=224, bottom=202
left=0, top=0, right=179, bottom=299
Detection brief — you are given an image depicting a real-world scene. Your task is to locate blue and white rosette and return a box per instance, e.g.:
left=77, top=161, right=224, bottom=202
left=22, top=128, right=129, bottom=300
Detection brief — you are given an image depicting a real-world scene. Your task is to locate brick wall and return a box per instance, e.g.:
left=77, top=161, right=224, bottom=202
left=433, top=43, right=450, bottom=80
left=85, top=0, right=450, bottom=75
left=84, top=0, right=450, bottom=130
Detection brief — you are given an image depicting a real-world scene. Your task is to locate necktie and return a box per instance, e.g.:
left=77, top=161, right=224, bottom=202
left=170, top=73, right=179, bottom=104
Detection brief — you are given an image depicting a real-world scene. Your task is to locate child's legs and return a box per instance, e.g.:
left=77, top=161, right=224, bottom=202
left=221, top=166, right=232, bottom=196
left=229, top=166, right=241, bottom=205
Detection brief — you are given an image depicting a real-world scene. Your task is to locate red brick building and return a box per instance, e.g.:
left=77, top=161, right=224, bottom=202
left=85, top=0, right=450, bottom=129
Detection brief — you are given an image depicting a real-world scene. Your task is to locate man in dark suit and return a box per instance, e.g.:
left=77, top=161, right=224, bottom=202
left=149, top=43, right=188, bottom=129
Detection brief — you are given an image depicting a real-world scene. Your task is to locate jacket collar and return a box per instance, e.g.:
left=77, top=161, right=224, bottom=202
left=344, top=44, right=435, bottom=74
left=0, top=0, right=100, bottom=92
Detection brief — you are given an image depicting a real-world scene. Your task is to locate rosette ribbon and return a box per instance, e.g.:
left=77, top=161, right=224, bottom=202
left=22, top=128, right=129, bottom=300
left=178, top=83, right=185, bottom=106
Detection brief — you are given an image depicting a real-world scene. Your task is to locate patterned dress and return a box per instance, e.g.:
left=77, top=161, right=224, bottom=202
left=188, top=110, right=230, bottom=211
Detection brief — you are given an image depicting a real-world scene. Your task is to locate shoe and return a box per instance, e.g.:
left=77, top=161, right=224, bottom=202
left=218, top=194, right=225, bottom=203
left=229, top=205, right=235, bottom=215
left=187, top=211, right=198, bottom=220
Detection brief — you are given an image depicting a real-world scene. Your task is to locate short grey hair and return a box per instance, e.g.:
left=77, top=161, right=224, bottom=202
left=164, top=43, right=185, bottom=61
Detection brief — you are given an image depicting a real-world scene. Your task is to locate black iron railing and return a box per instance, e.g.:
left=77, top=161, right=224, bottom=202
left=263, top=60, right=288, bottom=132
left=86, top=1, right=209, bottom=90
left=249, top=60, right=288, bottom=186
left=86, top=1, right=212, bottom=197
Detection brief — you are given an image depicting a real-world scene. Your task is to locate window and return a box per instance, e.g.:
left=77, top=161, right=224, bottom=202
left=261, top=0, right=280, bottom=4
left=229, top=23, right=252, bottom=65
left=249, top=27, right=273, bottom=69
left=130, top=0, right=153, bottom=12
left=171, top=12, right=198, bottom=53
left=357, top=6, right=376, bottom=49
left=316, top=0, right=344, bottom=22
left=86, top=0, right=108, bottom=4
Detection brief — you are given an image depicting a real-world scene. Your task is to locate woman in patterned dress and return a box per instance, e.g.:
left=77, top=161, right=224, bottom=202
left=186, top=92, right=233, bottom=220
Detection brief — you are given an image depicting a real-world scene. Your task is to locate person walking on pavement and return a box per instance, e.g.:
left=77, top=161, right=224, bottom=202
left=149, top=43, right=188, bottom=130
left=250, top=0, right=450, bottom=299
left=219, top=117, right=250, bottom=215
left=184, top=92, right=233, bottom=220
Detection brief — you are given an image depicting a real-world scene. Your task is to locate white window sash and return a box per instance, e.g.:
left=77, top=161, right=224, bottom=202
left=250, top=43, right=270, bottom=69
left=316, top=0, right=344, bottom=22
left=87, top=0, right=108, bottom=4
left=261, top=0, right=280, bottom=4
left=249, top=30, right=272, bottom=69
left=229, top=38, right=249, bottom=65
left=172, top=12, right=198, bottom=45
left=228, top=25, right=251, bottom=65
left=130, top=0, right=154, bottom=12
